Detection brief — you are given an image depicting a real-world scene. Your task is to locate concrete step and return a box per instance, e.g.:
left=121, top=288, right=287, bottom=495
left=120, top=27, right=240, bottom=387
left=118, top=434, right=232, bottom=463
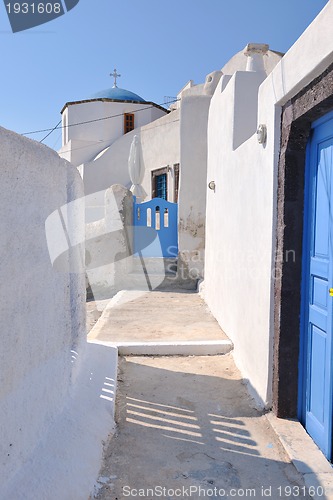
left=86, top=271, right=197, bottom=301
left=93, top=339, right=233, bottom=356
left=124, top=272, right=197, bottom=291
left=127, top=257, right=198, bottom=290
left=131, top=256, right=177, bottom=275
left=86, top=257, right=196, bottom=300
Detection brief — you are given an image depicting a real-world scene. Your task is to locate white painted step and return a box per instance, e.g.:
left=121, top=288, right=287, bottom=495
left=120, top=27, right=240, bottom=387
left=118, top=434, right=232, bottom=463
left=93, top=340, right=233, bottom=356
left=131, top=256, right=177, bottom=275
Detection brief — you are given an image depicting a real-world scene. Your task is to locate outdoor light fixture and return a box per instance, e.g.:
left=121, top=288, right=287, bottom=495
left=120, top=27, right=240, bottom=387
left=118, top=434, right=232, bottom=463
left=256, top=124, right=267, bottom=145
left=208, top=181, right=216, bottom=191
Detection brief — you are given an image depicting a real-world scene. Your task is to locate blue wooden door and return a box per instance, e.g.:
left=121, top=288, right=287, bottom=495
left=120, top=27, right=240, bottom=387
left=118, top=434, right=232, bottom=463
left=134, top=198, right=178, bottom=258
left=301, top=111, right=333, bottom=459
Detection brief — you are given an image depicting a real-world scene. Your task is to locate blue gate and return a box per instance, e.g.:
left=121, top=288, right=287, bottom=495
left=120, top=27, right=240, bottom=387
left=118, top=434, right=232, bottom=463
left=134, top=198, right=178, bottom=258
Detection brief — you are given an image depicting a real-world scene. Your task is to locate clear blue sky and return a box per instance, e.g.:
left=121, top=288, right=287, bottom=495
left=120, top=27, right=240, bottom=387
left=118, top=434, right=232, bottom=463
left=0, top=0, right=328, bottom=149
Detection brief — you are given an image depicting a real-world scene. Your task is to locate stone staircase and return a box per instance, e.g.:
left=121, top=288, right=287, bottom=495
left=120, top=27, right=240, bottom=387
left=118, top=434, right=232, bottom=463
left=88, top=289, right=233, bottom=357
left=86, top=257, right=198, bottom=300
left=124, top=256, right=197, bottom=291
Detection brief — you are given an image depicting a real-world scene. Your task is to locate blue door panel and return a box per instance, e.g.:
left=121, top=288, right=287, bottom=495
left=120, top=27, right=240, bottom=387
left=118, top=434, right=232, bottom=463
left=308, top=325, right=326, bottom=424
left=301, top=112, right=333, bottom=460
left=310, top=258, right=329, bottom=277
left=309, top=306, right=327, bottom=332
left=312, top=277, right=328, bottom=309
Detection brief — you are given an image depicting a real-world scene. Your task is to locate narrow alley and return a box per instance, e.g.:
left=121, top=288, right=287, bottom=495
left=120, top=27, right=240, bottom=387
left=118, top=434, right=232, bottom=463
left=88, top=291, right=313, bottom=500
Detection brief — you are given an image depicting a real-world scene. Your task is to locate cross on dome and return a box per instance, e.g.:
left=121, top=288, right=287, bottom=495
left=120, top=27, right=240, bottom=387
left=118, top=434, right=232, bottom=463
left=110, top=68, right=121, bottom=88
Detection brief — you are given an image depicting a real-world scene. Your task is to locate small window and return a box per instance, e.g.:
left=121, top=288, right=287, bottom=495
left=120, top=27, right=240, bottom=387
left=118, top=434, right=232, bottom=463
left=152, top=167, right=168, bottom=200
left=124, top=113, right=135, bottom=134
left=156, top=174, right=167, bottom=200
left=147, top=208, right=152, bottom=227
left=155, top=206, right=161, bottom=230
left=164, top=208, right=169, bottom=227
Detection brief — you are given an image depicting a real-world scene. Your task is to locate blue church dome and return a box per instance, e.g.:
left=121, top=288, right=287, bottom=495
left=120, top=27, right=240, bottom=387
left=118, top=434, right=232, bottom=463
left=91, top=86, right=146, bottom=103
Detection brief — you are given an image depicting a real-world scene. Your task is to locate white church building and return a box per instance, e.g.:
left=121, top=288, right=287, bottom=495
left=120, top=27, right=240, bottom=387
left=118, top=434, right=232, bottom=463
left=58, top=70, right=168, bottom=219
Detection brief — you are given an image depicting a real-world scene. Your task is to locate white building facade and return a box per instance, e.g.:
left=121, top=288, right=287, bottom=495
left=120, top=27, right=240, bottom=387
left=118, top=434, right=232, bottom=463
left=204, top=1, right=333, bottom=463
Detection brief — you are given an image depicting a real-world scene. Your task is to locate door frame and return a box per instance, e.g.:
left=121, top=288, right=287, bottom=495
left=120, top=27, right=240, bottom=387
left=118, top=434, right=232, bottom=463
left=298, top=138, right=312, bottom=424
left=273, top=61, right=333, bottom=420
left=298, top=111, right=333, bottom=459
left=299, top=109, right=333, bottom=420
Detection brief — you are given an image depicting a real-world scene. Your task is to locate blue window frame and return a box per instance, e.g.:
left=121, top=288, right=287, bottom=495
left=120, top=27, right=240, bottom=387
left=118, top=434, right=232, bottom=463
left=156, top=173, right=167, bottom=199
left=152, top=167, right=168, bottom=200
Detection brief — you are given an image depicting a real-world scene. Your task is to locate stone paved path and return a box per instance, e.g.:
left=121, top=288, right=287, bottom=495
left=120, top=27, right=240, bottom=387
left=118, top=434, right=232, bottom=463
left=93, top=354, right=311, bottom=500
left=88, top=290, right=229, bottom=343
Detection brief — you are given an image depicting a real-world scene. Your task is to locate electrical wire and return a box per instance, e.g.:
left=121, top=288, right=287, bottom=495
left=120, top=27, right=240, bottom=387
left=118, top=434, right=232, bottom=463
left=22, top=98, right=180, bottom=142
left=39, top=120, right=61, bottom=143
left=58, top=118, right=180, bottom=156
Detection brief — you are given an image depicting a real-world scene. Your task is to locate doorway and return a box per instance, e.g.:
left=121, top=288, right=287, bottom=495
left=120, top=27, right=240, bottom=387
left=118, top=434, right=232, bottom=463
left=299, top=111, right=333, bottom=460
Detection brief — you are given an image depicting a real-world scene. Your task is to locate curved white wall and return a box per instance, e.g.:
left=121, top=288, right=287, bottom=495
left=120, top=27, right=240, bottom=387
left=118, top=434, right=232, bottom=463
left=0, top=127, right=86, bottom=491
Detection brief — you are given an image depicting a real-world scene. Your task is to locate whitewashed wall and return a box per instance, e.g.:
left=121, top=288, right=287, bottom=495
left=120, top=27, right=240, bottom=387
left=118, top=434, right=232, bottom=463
left=178, top=93, right=211, bottom=278
left=59, top=100, right=167, bottom=167
left=177, top=71, right=223, bottom=279
left=85, top=184, right=134, bottom=297
left=204, top=70, right=274, bottom=408
left=0, top=127, right=86, bottom=492
left=204, top=1, right=333, bottom=407
left=140, top=109, right=180, bottom=201
left=80, top=110, right=180, bottom=222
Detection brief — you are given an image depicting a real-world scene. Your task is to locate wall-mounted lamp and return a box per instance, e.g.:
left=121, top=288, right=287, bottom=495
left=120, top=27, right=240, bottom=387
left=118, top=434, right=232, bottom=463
left=256, top=124, right=267, bottom=145
left=208, top=180, right=216, bottom=191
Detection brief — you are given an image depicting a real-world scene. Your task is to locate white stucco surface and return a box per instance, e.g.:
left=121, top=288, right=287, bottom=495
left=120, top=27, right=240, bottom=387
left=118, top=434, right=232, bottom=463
left=221, top=48, right=283, bottom=76
left=204, top=1, right=333, bottom=407
left=85, top=184, right=135, bottom=298
left=80, top=109, right=180, bottom=223
left=0, top=127, right=117, bottom=498
left=176, top=68, right=235, bottom=279
left=59, top=100, right=167, bottom=168
left=205, top=70, right=274, bottom=407
left=178, top=93, right=212, bottom=278
left=263, top=2, right=333, bottom=107
left=1, top=342, right=118, bottom=500
left=140, top=109, right=180, bottom=201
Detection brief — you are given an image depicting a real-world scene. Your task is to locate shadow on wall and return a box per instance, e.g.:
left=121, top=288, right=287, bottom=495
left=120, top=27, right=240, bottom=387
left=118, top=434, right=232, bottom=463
left=1, top=342, right=118, bottom=499
left=95, top=358, right=318, bottom=500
